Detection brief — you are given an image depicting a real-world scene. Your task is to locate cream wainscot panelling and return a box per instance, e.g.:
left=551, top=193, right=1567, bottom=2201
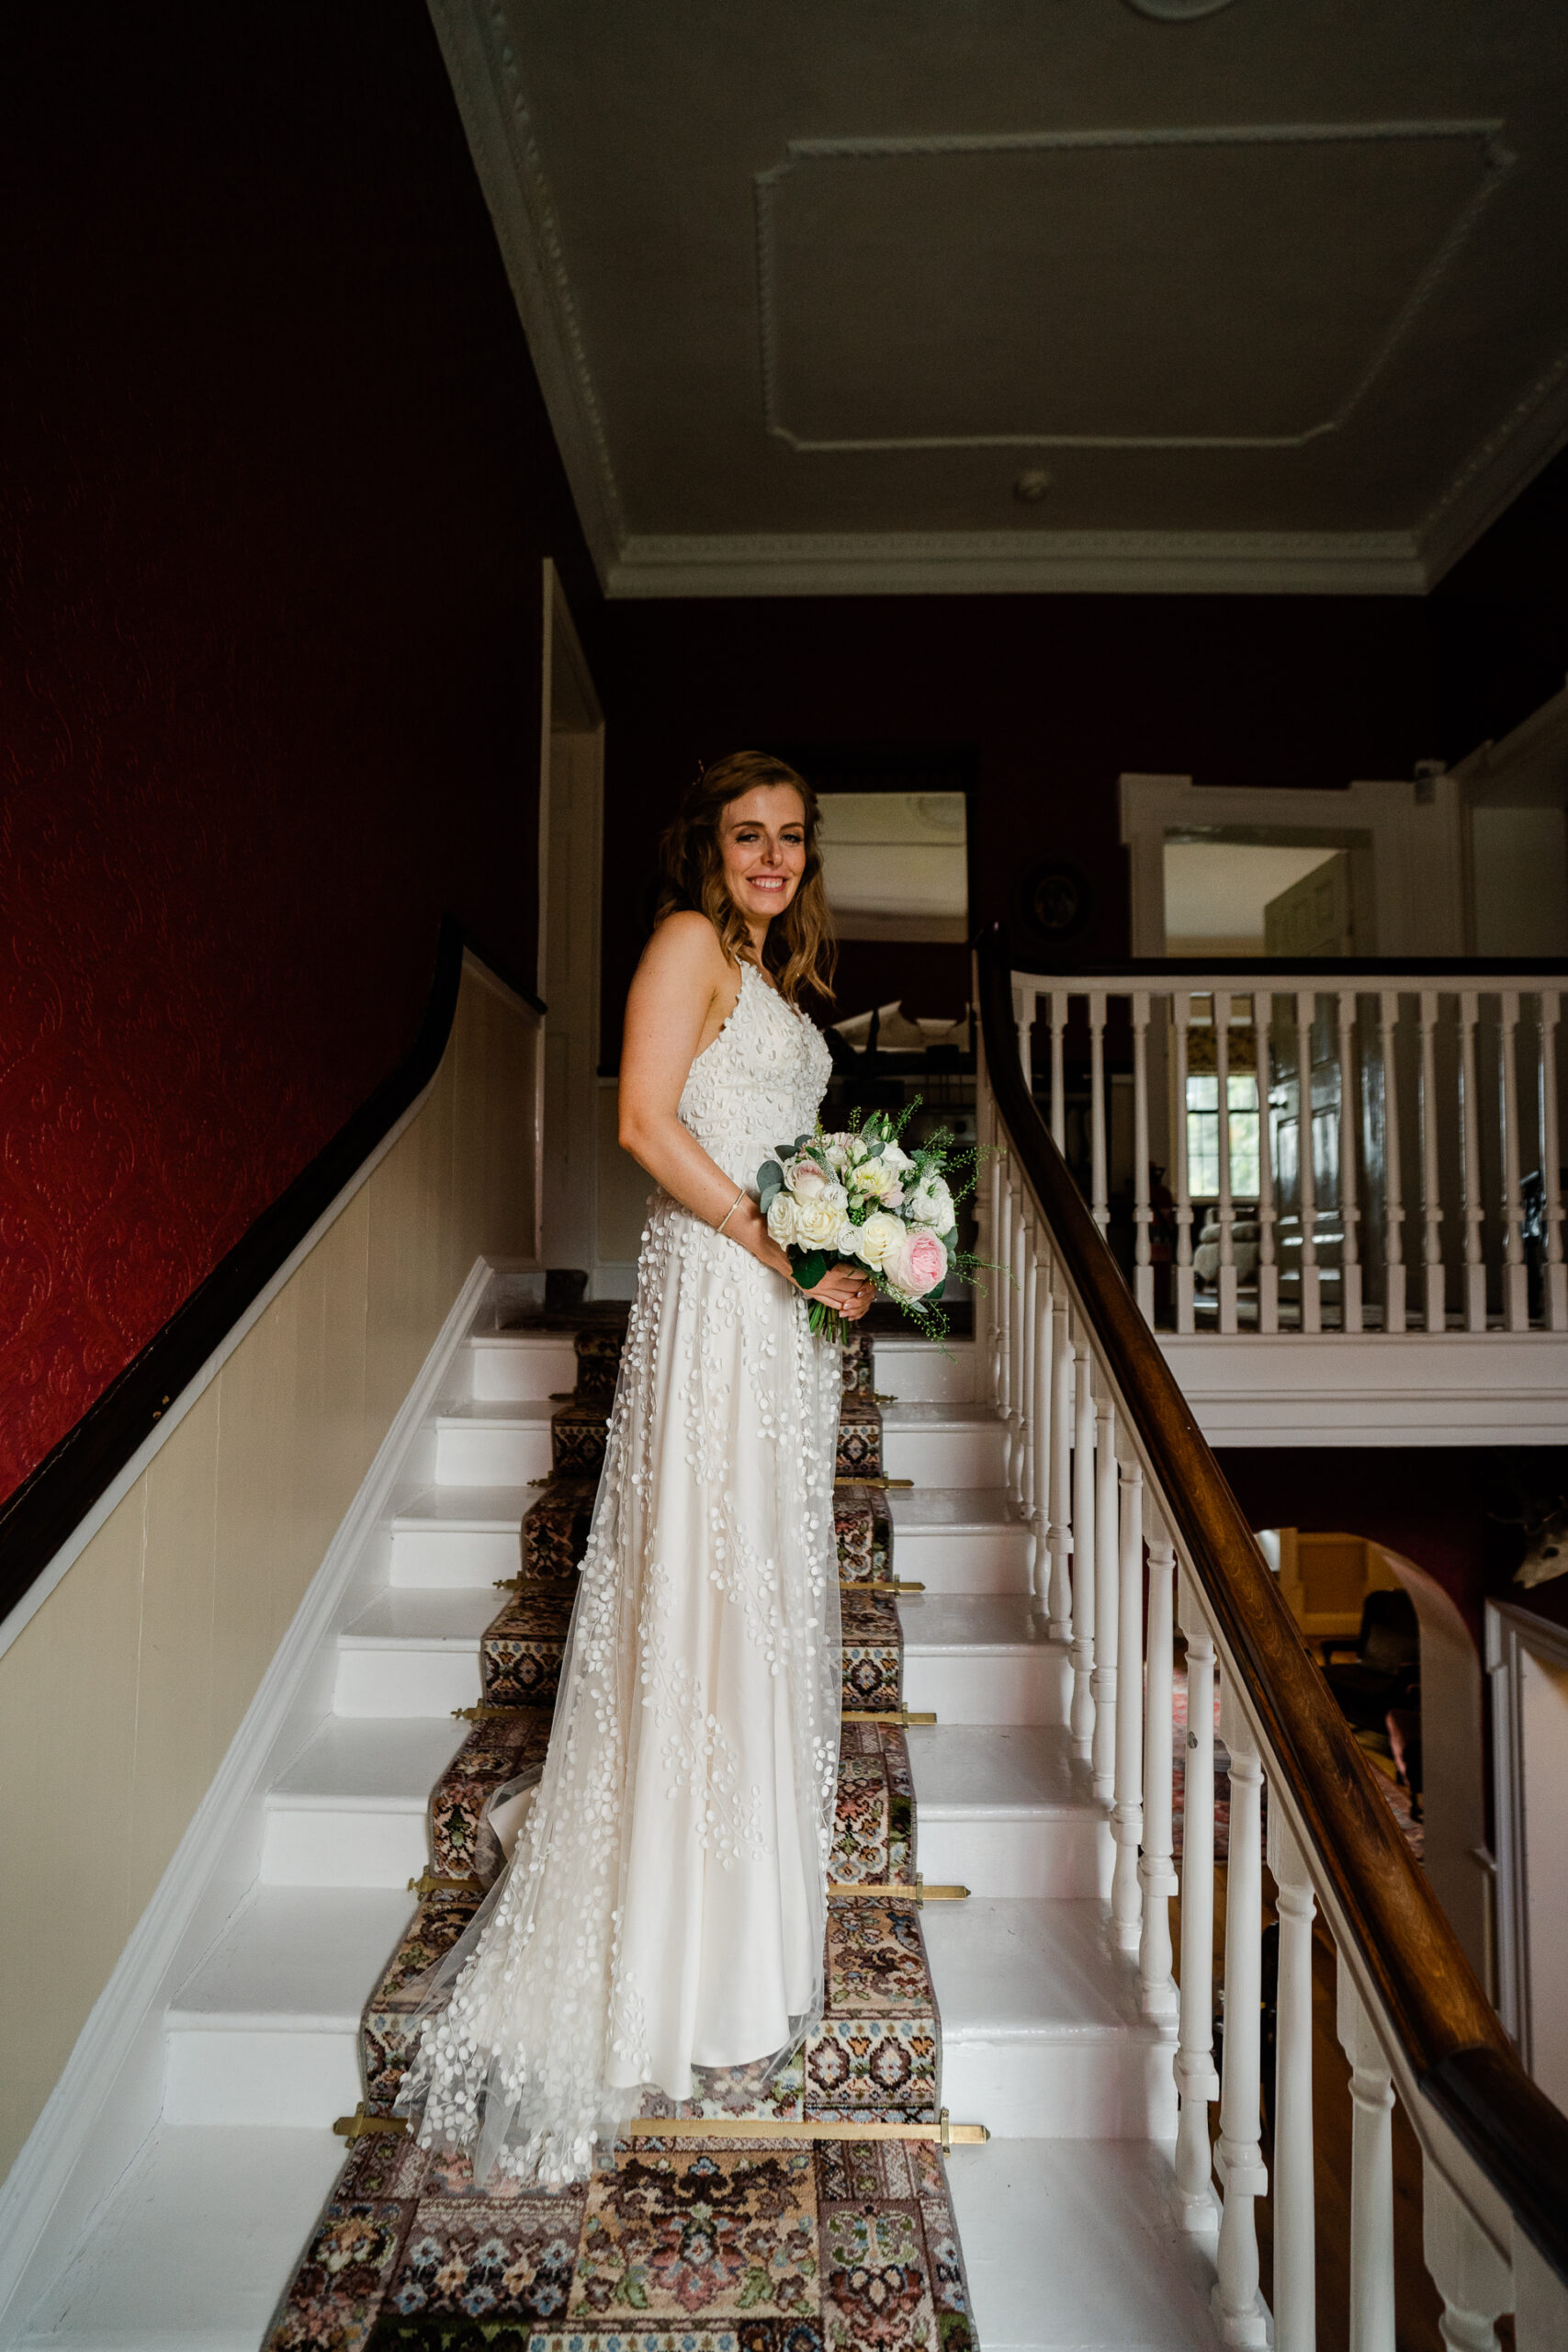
left=0, top=956, right=538, bottom=2175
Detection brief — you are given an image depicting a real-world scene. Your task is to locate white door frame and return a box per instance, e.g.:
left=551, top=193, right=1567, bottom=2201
left=538, top=559, right=605, bottom=1282
left=1119, top=773, right=1467, bottom=958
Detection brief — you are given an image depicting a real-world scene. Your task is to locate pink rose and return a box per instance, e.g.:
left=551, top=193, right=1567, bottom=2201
left=884, top=1226, right=947, bottom=1299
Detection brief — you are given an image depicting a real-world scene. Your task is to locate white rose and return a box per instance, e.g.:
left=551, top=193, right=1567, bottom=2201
left=785, top=1154, right=834, bottom=1201
left=793, top=1191, right=847, bottom=1249
left=766, top=1192, right=800, bottom=1247
left=852, top=1210, right=906, bottom=1271
left=850, top=1156, right=902, bottom=1204
left=831, top=1214, right=862, bottom=1258
left=821, top=1137, right=849, bottom=1178
left=881, top=1142, right=915, bottom=1175
left=908, top=1178, right=954, bottom=1230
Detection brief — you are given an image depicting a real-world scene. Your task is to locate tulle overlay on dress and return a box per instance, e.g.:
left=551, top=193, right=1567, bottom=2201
left=395, top=962, right=842, bottom=2186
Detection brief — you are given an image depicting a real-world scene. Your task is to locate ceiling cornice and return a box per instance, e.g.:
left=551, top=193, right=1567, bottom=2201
left=429, top=0, right=1568, bottom=601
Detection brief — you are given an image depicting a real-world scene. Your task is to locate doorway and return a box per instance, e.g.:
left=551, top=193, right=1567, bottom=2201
left=538, top=560, right=605, bottom=1285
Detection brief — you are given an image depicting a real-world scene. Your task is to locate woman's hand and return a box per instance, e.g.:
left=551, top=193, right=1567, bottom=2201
left=801, top=1261, right=874, bottom=1320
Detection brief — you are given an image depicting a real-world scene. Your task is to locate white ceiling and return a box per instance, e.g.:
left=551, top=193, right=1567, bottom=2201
left=428, top=0, right=1568, bottom=597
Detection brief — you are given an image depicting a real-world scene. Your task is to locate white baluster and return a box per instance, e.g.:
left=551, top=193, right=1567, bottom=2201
left=1540, top=989, right=1567, bottom=1332
left=1089, top=987, right=1110, bottom=1237
left=1019, top=1206, right=1038, bottom=1580
left=1379, top=990, right=1407, bottom=1333
left=1139, top=1516, right=1178, bottom=2020
left=1253, top=992, right=1279, bottom=1335
left=1091, top=1389, right=1120, bottom=1807
left=1111, top=1448, right=1145, bottom=1952
left=1214, top=991, right=1237, bottom=1332
left=1050, top=988, right=1068, bottom=1151
left=1133, top=989, right=1155, bottom=1322
left=1294, top=990, right=1322, bottom=1333
left=1269, top=1813, right=1317, bottom=2352
left=1010, top=1182, right=1030, bottom=1499
left=974, top=1086, right=993, bottom=1378
left=1174, top=1573, right=1219, bottom=2231
left=1337, top=988, right=1363, bottom=1334
left=1015, top=982, right=1036, bottom=1099
left=1213, top=1684, right=1268, bottom=2346
left=1459, top=990, right=1486, bottom=1331
left=1031, top=1244, right=1054, bottom=1611
left=1070, top=1328, right=1097, bottom=1760
left=1418, top=988, right=1447, bottom=1332
left=1336, top=1969, right=1396, bottom=2352
left=1499, top=989, right=1529, bottom=1331
left=1174, top=994, right=1196, bottom=1334
left=996, top=1172, right=1014, bottom=1452
left=1047, top=1292, right=1073, bottom=1643
left=1422, top=2165, right=1512, bottom=2352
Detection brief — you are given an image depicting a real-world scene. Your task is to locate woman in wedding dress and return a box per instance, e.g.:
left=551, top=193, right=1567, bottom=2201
left=397, top=750, right=871, bottom=2187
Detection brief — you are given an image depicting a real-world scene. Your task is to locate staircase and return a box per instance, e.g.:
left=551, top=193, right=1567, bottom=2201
left=15, top=1302, right=1217, bottom=2351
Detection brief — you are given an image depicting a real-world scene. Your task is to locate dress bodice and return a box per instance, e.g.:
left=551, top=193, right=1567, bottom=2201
left=677, top=959, right=833, bottom=1187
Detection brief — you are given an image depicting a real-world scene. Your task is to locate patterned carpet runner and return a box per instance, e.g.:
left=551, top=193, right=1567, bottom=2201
left=266, top=1320, right=976, bottom=2350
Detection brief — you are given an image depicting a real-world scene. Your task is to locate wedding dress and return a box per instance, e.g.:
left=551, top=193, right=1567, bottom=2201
left=396, top=958, right=843, bottom=2186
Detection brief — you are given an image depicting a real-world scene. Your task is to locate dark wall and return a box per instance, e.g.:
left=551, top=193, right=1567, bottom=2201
left=1430, top=443, right=1568, bottom=765
left=600, top=592, right=1437, bottom=1061
left=0, top=2, right=601, bottom=1502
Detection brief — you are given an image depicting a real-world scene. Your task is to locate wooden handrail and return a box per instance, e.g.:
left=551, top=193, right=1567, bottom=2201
left=0, top=916, right=543, bottom=1631
left=976, top=919, right=1568, bottom=2283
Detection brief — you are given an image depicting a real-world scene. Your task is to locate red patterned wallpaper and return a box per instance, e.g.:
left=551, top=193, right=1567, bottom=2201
left=0, top=1, right=602, bottom=1505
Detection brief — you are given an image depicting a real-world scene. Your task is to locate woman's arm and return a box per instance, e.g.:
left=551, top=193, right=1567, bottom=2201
left=617, top=915, right=871, bottom=1317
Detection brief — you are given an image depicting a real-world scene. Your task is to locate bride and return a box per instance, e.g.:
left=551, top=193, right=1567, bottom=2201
left=396, top=749, right=872, bottom=2186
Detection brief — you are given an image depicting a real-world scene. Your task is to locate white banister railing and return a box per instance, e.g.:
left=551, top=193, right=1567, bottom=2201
left=977, top=929, right=1568, bottom=2352
left=1012, top=964, right=1568, bottom=1334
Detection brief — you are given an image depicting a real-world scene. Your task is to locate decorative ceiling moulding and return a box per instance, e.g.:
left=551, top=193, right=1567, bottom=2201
left=1416, top=339, right=1568, bottom=587
left=424, top=0, right=626, bottom=576
left=606, top=529, right=1425, bottom=600
left=753, top=121, right=1512, bottom=457
left=1122, top=0, right=1239, bottom=17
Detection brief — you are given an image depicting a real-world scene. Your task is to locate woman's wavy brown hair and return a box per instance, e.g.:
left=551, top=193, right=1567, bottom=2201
left=653, top=750, right=837, bottom=1005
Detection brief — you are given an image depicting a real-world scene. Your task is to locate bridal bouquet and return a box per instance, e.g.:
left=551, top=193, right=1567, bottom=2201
left=758, top=1103, right=984, bottom=1343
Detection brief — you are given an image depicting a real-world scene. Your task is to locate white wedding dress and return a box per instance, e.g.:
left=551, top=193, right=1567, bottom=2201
left=397, top=959, right=843, bottom=2185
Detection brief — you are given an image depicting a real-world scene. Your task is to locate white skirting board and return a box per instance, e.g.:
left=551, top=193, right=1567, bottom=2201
left=0, top=1254, right=499, bottom=2337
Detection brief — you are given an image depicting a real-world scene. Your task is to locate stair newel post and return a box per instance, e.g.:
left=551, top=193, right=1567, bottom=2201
left=1089, top=988, right=1110, bottom=1237
left=1214, top=992, right=1238, bottom=1332
left=1253, top=992, right=1280, bottom=1334
left=1540, top=988, right=1567, bottom=1330
left=974, top=1079, right=993, bottom=1379
left=1498, top=989, right=1529, bottom=1331
left=1132, top=989, right=1155, bottom=1322
left=1294, top=990, right=1322, bottom=1333
left=1111, top=1444, right=1145, bottom=1951
left=1049, top=988, right=1068, bottom=1150
left=1337, top=987, right=1363, bottom=1334
left=1014, top=979, right=1036, bottom=1102
left=1269, top=1811, right=1318, bottom=2352
left=995, top=1171, right=1014, bottom=1468
left=1018, top=1204, right=1038, bottom=1576
left=1337, top=1969, right=1397, bottom=2352
left=1378, top=989, right=1407, bottom=1333
left=1031, top=1240, right=1054, bottom=1610
left=1417, top=988, right=1447, bottom=1333
left=1090, top=1389, right=1120, bottom=1805
left=1458, top=990, right=1486, bottom=1331
left=1213, top=1679, right=1269, bottom=2346
left=1069, top=1322, right=1097, bottom=1761
left=1173, top=994, right=1196, bottom=1333
left=1138, top=1511, right=1179, bottom=2019
left=1046, top=1289, right=1074, bottom=1644
left=1173, top=1569, right=1219, bottom=2231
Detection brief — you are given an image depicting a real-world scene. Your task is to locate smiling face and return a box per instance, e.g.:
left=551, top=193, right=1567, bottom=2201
left=717, top=784, right=807, bottom=935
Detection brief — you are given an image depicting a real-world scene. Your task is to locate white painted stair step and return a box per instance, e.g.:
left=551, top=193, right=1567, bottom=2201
left=898, top=1593, right=1067, bottom=1725
left=926, top=1898, right=1177, bottom=2139
left=865, top=1335, right=977, bottom=1403
left=944, top=2138, right=1219, bottom=2352
left=887, top=1487, right=1032, bottom=1594
left=164, top=1884, right=414, bottom=2128
left=333, top=1585, right=495, bottom=1715
left=468, top=1332, right=580, bottom=1401
left=261, top=1715, right=465, bottom=1886
left=389, top=1485, right=530, bottom=1588
left=881, top=1402, right=1007, bottom=1488
left=908, top=1724, right=1109, bottom=1899
left=433, top=1401, right=553, bottom=1487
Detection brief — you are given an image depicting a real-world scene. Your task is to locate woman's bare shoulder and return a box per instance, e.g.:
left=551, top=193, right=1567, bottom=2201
left=637, top=910, right=731, bottom=985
